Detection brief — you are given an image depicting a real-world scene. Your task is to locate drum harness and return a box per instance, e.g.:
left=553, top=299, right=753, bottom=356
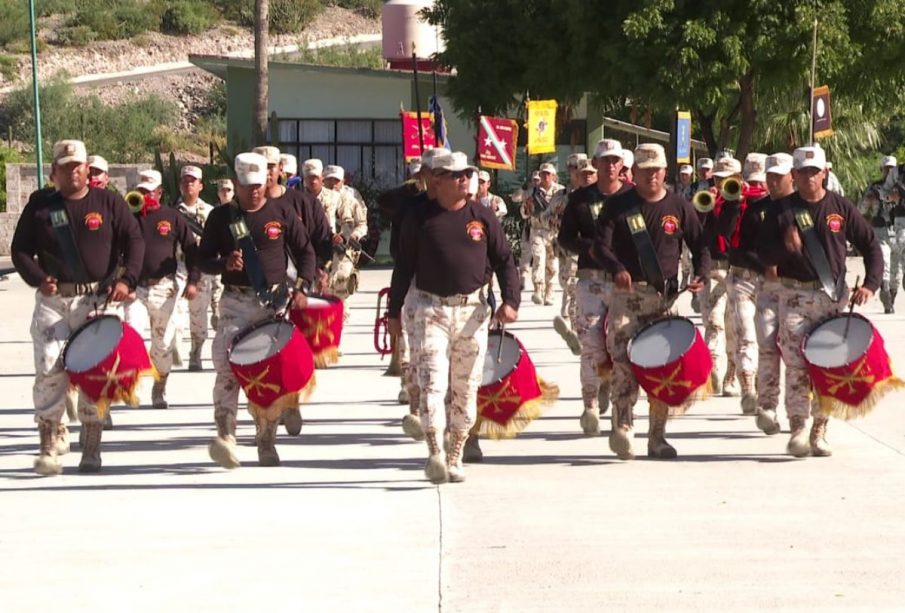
left=624, top=205, right=681, bottom=311
left=227, top=203, right=290, bottom=313
left=792, top=205, right=845, bottom=302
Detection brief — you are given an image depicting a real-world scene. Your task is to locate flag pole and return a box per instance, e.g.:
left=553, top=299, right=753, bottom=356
left=412, top=46, right=424, bottom=152
left=808, top=10, right=818, bottom=146
left=28, top=0, right=43, bottom=188
left=474, top=105, right=482, bottom=167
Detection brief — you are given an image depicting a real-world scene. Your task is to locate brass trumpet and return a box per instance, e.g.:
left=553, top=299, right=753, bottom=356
left=125, top=190, right=145, bottom=214
left=692, top=189, right=715, bottom=213
left=720, top=177, right=743, bottom=202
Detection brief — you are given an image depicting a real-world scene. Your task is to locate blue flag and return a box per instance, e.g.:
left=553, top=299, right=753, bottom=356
left=429, top=95, right=451, bottom=150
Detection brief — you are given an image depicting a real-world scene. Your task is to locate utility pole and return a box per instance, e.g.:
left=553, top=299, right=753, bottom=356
left=28, top=0, right=43, bottom=188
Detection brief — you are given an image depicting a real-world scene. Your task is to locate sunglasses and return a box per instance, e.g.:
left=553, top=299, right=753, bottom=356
left=436, top=169, right=474, bottom=180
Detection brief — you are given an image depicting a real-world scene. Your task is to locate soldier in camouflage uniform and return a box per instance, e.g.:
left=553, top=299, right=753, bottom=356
left=11, top=139, right=144, bottom=475
left=302, top=158, right=340, bottom=238
left=521, top=163, right=564, bottom=305
left=324, top=165, right=369, bottom=303
left=594, top=143, right=709, bottom=460
left=758, top=146, right=881, bottom=457
left=388, top=151, right=519, bottom=484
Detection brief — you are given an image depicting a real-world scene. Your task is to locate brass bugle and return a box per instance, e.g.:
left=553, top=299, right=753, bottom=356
left=692, top=189, right=715, bottom=213
left=125, top=190, right=145, bottom=213
left=720, top=177, right=742, bottom=201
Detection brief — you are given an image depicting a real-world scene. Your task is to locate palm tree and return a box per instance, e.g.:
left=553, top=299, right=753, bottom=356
left=254, top=0, right=269, bottom=145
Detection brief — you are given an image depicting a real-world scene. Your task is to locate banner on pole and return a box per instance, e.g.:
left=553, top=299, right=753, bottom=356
left=526, top=100, right=557, bottom=155
left=812, top=85, right=833, bottom=140
left=676, top=111, right=692, bottom=164
left=477, top=115, right=519, bottom=170
left=401, top=111, right=436, bottom=161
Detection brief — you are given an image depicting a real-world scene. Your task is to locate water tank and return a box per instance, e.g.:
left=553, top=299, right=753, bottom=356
left=382, top=0, right=445, bottom=69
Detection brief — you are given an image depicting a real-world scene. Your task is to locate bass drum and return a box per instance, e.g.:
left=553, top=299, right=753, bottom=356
left=289, top=294, right=344, bottom=368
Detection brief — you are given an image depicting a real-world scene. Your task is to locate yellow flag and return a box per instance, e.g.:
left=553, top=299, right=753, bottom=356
left=526, top=99, right=557, bottom=155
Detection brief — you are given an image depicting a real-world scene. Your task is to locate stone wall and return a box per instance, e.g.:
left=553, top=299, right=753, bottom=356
left=1, top=163, right=146, bottom=255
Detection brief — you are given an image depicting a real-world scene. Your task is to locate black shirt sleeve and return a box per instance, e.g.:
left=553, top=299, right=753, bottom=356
left=388, top=206, right=419, bottom=318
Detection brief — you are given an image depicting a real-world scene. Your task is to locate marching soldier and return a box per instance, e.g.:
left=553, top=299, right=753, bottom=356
left=594, top=143, right=709, bottom=460
left=549, top=153, right=590, bottom=353
left=302, top=158, right=340, bottom=237
left=199, top=152, right=316, bottom=468
left=324, top=164, right=369, bottom=302
left=521, top=163, right=564, bottom=305
left=559, top=140, right=631, bottom=435
left=515, top=171, right=541, bottom=289
left=216, top=178, right=235, bottom=205
left=129, top=170, right=200, bottom=409
left=388, top=151, right=519, bottom=483
left=476, top=170, right=508, bottom=220
left=701, top=156, right=742, bottom=396
left=758, top=146, right=882, bottom=457
left=281, top=153, right=300, bottom=189
left=174, top=165, right=216, bottom=372
left=87, top=155, right=111, bottom=190
left=692, top=158, right=714, bottom=194
left=11, top=139, right=144, bottom=475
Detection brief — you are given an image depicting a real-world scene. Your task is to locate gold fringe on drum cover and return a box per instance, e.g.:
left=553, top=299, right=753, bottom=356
left=89, top=364, right=159, bottom=419
left=474, top=377, right=559, bottom=440
left=815, top=373, right=905, bottom=420
left=246, top=375, right=317, bottom=423
left=313, top=347, right=341, bottom=369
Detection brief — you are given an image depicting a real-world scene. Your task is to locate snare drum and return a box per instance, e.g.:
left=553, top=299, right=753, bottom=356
left=476, top=330, right=558, bottom=439
left=228, top=318, right=316, bottom=421
left=289, top=294, right=344, bottom=368
left=63, top=315, right=155, bottom=417
left=803, top=313, right=903, bottom=418
left=628, top=316, right=712, bottom=407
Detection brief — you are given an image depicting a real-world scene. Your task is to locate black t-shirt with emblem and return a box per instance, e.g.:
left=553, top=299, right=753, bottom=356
left=558, top=182, right=632, bottom=270
left=716, top=195, right=774, bottom=273
left=198, top=200, right=316, bottom=287
left=11, top=186, right=144, bottom=288
left=270, top=187, right=333, bottom=268
left=594, top=188, right=711, bottom=282
left=388, top=199, right=520, bottom=318
left=136, top=205, right=199, bottom=284
left=758, top=191, right=883, bottom=292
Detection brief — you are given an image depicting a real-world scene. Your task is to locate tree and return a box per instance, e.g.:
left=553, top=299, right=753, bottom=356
left=254, top=0, right=269, bottom=145
left=425, top=0, right=905, bottom=160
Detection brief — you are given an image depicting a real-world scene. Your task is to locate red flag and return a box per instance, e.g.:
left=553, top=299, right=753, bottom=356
left=401, top=111, right=436, bottom=161
left=477, top=115, right=518, bottom=171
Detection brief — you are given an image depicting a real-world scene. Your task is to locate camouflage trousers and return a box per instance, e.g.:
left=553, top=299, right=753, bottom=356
left=755, top=280, right=782, bottom=412
left=529, top=228, right=557, bottom=294
left=211, top=289, right=274, bottom=422
left=134, top=277, right=179, bottom=376
left=413, top=289, right=490, bottom=436
left=174, top=273, right=217, bottom=344
left=400, top=285, right=419, bottom=415
left=575, top=270, right=611, bottom=410
left=518, top=234, right=532, bottom=278
left=727, top=267, right=760, bottom=374
left=679, top=244, right=692, bottom=285
left=777, top=284, right=847, bottom=419
left=606, top=284, right=671, bottom=416
left=889, top=234, right=905, bottom=290
left=329, top=251, right=359, bottom=302
left=700, top=267, right=737, bottom=376
left=878, top=235, right=891, bottom=285
left=30, top=291, right=123, bottom=425
left=559, top=253, right=579, bottom=323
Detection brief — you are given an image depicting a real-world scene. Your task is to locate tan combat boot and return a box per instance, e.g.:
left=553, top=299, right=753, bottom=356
left=787, top=415, right=811, bottom=457
left=608, top=404, right=635, bottom=460
left=648, top=401, right=678, bottom=459
left=78, top=421, right=103, bottom=473
left=397, top=385, right=410, bottom=405
left=151, top=375, right=169, bottom=409
left=424, top=429, right=448, bottom=484
left=580, top=405, right=600, bottom=435
left=209, top=413, right=240, bottom=469
left=34, top=418, right=63, bottom=476
left=55, top=422, right=70, bottom=456
left=188, top=339, right=203, bottom=372
left=401, top=402, right=425, bottom=441
left=543, top=284, right=555, bottom=306
left=447, top=430, right=468, bottom=483
left=282, top=407, right=303, bottom=436
left=755, top=407, right=781, bottom=435
left=709, top=367, right=723, bottom=396
left=810, top=416, right=832, bottom=457
left=722, top=364, right=739, bottom=397
left=740, top=371, right=757, bottom=415
left=531, top=288, right=543, bottom=305
left=256, top=417, right=280, bottom=466
left=463, top=432, right=483, bottom=463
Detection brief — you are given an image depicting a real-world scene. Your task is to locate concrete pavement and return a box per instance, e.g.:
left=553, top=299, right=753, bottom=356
left=1, top=261, right=905, bottom=612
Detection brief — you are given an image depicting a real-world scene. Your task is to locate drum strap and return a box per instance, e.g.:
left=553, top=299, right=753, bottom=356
left=792, top=206, right=842, bottom=301
left=625, top=206, right=666, bottom=294
left=48, top=193, right=89, bottom=283
left=227, top=204, right=273, bottom=304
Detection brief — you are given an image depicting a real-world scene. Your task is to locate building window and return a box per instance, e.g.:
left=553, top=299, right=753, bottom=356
left=276, top=118, right=404, bottom=187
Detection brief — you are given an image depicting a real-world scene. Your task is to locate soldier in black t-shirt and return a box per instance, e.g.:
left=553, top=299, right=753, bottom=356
left=594, top=143, right=709, bottom=461
left=11, top=139, right=145, bottom=475
left=199, top=152, right=315, bottom=469
left=388, top=151, right=519, bottom=484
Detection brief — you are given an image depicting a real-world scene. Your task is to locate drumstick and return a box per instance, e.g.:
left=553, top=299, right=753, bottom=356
left=842, top=275, right=860, bottom=341
left=497, top=322, right=505, bottom=363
